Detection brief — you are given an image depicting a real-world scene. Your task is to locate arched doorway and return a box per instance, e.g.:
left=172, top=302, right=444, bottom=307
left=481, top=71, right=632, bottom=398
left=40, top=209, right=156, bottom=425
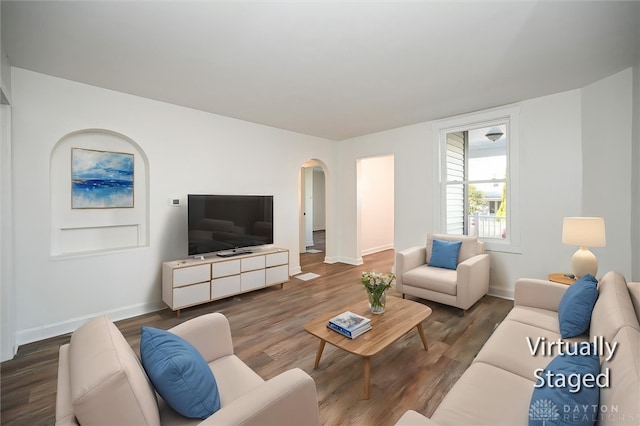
left=299, top=159, right=330, bottom=271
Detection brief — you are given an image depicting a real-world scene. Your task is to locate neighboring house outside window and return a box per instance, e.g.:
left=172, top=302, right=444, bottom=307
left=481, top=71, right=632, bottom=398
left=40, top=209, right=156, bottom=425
left=433, top=107, right=521, bottom=253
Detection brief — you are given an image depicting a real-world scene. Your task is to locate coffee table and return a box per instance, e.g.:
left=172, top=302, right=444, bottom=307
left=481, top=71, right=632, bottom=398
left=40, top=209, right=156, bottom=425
left=304, top=296, right=432, bottom=399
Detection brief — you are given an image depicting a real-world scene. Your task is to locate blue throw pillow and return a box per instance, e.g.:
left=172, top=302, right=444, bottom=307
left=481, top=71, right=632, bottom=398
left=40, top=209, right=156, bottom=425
left=140, top=326, right=220, bottom=419
left=428, top=239, right=462, bottom=270
left=529, top=350, right=600, bottom=426
left=558, top=274, right=598, bottom=338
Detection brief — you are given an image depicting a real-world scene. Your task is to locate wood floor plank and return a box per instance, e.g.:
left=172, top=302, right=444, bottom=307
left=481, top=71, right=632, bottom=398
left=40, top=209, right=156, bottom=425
left=0, top=248, right=513, bottom=425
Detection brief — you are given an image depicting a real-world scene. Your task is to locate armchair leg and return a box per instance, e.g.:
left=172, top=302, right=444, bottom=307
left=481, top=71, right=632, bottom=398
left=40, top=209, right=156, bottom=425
left=402, top=294, right=406, bottom=299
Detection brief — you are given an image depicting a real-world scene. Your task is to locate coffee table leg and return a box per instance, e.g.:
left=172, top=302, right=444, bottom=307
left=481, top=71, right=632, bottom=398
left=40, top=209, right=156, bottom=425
left=363, top=356, right=371, bottom=400
left=416, top=323, right=429, bottom=351
left=314, top=340, right=326, bottom=369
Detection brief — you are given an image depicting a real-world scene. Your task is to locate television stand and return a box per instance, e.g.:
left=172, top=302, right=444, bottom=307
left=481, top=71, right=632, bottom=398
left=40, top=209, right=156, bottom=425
left=216, top=249, right=253, bottom=258
left=162, top=247, right=290, bottom=316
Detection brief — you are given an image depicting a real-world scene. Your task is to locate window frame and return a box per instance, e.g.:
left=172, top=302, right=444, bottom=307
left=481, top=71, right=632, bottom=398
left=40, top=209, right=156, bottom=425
left=432, top=106, right=521, bottom=253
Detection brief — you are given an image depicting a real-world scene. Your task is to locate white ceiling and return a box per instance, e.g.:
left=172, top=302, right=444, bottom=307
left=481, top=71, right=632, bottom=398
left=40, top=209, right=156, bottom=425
left=2, top=1, right=639, bottom=140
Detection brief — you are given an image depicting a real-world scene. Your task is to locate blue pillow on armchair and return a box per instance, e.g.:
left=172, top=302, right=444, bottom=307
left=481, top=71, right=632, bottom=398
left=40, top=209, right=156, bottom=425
left=428, top=239, right=462, bottom=270
left=557, top=274, right=598, bottom=338
left=140, top=326, right=220, bottom=419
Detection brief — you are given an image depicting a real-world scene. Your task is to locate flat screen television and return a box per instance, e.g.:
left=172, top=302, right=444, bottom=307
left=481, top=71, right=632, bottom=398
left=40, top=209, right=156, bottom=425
left=187, top=194, right=274, bottom=257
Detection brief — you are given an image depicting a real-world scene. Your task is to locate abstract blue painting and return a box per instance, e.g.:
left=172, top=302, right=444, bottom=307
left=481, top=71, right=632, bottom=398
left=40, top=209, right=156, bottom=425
left=71, top=148, right=134, bottom=208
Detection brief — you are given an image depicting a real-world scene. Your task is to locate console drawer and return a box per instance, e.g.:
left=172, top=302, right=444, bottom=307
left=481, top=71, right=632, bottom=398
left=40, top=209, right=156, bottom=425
left=266, top=251, right=289, bottom=267
left=212, top=275, right=241, bottom=298
left=173, top=282, right=210, bottom=308
left=241, top=255, right=266, bottom=272
left=173, top=264, right=210, bottom=287
left=212, top=259, right=240, bottom=278
left=241, top=269, right=265, bottom=291
left=266, top=264, right=289, bottom=285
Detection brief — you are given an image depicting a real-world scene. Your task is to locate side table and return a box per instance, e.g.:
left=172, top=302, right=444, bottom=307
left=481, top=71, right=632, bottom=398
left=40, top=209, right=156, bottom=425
left=548, top=273, right=576, bottom=285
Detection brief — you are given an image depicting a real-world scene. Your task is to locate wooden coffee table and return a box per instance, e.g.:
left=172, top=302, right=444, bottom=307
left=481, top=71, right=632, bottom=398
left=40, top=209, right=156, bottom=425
left=304, top=296, right=432, bottom=399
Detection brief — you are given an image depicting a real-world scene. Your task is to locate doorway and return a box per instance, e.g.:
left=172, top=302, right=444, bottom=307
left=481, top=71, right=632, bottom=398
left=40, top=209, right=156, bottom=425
left=357, top=155, right=394, bottom=259
left=299, top=160, right=328, bottom=271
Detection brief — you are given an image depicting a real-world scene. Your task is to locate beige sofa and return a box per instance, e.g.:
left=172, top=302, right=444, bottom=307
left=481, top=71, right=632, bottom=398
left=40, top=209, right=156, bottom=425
left=396, top=271, right=640, bottom=425
left=395, top=234, right=490, bottom=311
left=55, top=313, right=319, bottom=425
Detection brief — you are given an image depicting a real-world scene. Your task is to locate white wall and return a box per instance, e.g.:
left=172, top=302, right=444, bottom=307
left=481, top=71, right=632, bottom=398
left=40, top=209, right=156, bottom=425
left=336, top=122, right=432, bottom=265
left=312, top=168, right=326, bottom=231
left=359, top=155, right=394, bottom=256
left=8, top=65, right=638, bottom=350
left=339, top=70, right=636, bottom=296
left=1, top=104, right=15, bottom=361
left=632, top=61, right=640, bottom=281
left=10, top=68, right=336, bottom=345
left=581, top=69, right=633, bottom=279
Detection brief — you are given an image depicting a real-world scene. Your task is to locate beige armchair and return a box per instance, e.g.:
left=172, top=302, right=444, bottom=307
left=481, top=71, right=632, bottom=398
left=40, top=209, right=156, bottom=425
left=55, top=313, right=319, bottom=425
left=395, top=234, right=490, bottom=311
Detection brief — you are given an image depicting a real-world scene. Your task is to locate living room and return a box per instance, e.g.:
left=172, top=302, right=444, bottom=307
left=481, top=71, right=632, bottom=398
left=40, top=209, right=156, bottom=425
left=1, top=1, right=639, bottom=425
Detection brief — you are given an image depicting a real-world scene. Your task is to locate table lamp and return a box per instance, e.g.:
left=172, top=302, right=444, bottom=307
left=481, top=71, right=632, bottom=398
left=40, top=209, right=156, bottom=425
left=561, top=217, right=606, bottom=278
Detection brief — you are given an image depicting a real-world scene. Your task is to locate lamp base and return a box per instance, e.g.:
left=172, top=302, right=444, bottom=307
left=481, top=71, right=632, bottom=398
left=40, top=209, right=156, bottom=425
left=571, top=247, right=598, bottom=278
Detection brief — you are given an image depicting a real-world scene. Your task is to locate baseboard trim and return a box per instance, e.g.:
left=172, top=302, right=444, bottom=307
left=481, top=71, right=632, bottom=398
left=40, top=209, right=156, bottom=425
left=15, top=301, right=166, bottom=347
left=488, top=286, right=514, bottom=300
left=323, top=256, right=364, bottom=265
left=361, top=244, right=394, bottom=257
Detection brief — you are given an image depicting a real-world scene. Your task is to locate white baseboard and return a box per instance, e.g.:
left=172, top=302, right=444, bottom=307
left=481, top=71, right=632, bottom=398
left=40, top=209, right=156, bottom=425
left=289, top=265, right=302, bottom=276
left=15, top=301, right=166, bottom=348
left=323, top=256, right=364, bottom=265
left=488, top=286, right=514, bottom=300
left=361, top=244, right=394, bottom=257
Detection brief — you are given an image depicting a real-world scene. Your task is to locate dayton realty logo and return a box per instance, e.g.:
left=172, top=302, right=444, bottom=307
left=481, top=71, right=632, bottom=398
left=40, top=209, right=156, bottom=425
left=529, top=399, right=560, bottom=425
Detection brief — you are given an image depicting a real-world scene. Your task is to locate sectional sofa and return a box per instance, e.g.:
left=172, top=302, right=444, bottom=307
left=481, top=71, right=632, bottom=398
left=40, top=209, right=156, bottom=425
left=396, top=271, right=640, bottom=425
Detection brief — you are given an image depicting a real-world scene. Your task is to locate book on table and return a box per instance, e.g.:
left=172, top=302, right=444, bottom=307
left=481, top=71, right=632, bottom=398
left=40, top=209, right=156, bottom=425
left=327, top=311, right=372, bottom=338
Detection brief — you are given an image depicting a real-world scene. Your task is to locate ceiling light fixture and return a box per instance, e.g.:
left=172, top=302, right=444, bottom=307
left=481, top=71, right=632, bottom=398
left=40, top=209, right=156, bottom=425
left=485, top=127, right=504, bottom=141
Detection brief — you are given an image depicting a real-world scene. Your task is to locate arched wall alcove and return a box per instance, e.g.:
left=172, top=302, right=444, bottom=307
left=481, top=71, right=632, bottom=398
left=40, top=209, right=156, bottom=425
left=299, top=158, right=333, bottom=264
left=50, top=129, right=150, bottom=257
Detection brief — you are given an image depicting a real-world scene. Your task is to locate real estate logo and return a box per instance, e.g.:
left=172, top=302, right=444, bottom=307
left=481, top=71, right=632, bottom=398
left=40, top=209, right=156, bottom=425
left=529, top=399, right=560, bottom=425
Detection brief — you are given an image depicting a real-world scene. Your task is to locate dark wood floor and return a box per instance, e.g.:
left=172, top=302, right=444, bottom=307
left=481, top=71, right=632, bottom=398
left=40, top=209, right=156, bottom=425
left=1, top=249, right=513, bottom=426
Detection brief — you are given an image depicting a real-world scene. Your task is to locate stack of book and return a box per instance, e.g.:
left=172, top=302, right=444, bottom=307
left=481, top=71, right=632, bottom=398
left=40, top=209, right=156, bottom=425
left=327, top=311, right=371, bottom=338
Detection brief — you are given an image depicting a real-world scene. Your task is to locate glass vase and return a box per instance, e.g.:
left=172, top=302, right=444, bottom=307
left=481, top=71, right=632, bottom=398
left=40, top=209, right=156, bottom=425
left=367, top=289, right=386, bottom=314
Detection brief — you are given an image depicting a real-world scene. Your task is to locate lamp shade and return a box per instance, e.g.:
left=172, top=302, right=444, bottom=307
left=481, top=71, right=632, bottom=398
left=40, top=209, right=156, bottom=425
left=561, top=217, right=606, bottom=248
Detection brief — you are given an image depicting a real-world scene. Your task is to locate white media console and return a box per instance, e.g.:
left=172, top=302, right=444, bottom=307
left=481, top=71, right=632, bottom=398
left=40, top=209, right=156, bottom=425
left=162, top=247, right=289, bottom=315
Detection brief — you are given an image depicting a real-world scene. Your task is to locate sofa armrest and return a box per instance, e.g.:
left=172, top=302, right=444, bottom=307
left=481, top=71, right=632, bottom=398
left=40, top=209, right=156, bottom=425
left=514, top=278, right=568, bottom=311
left=394, top=410, right=440, bottom=425
left=395, top=246, right=427, bottom=292
left=169, top=312, right=234, bottom=363
left=55, top=344, right=79, bottom=426
left=456, top=253, right=490, bottom=309
left=199, top=368, right=319, bottom=426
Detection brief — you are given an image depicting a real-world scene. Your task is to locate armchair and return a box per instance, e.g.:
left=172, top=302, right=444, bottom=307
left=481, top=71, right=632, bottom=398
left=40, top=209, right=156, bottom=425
left=55, top=313, right=319, bottom=425
left=395, top=234, right=490, bottom=311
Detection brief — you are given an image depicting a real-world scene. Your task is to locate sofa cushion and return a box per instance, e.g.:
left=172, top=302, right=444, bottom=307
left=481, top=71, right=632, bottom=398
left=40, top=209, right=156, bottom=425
left=474, top=319, right=571, bottom=382
left=599, top=326, right=640, bottom=425
left=431, top=362, right=534, bottom=425
left=428, top=239, right=462, bottom=270
left=529, top=350, right=600, bottom=426
left=68, top=315, right=160, bottom=425
left=558, top=274, right=598, bottom=338
left=505, top=305, right=564, bottom=334
left=628, top=281, right=640, bottom=321
left=402, top=264, right=457, bottom=296
left=140, top=326, right=221, bottom=419
left=590, top=272, right=640, bottom=343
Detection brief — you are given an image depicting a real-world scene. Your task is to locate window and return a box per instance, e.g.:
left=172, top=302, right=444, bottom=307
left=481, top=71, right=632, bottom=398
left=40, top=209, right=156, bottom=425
left=433, top=107, right=520, bottom=253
